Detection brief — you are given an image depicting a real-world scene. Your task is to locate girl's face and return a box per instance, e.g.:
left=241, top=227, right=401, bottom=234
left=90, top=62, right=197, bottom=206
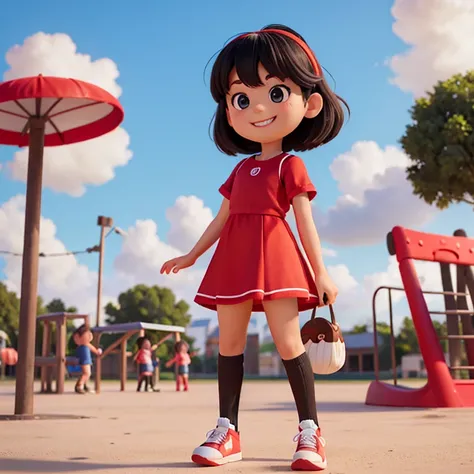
left=225, top=63, right=322, bottom=146
left=142, top=339, right=151, bottom=350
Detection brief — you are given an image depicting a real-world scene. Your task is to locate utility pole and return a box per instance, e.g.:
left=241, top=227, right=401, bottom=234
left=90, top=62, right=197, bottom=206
left=96, top=216, right=113, bottom=328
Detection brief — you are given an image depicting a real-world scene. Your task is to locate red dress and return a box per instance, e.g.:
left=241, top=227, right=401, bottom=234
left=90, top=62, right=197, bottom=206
left=194, top=152, right=319, bottom=312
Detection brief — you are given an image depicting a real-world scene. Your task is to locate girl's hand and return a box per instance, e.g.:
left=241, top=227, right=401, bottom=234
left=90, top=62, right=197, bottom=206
left=160, top=253, right=196, bottom=274
left=97, top=348, right=103, bottom=356
left=315, top=271, right=338, bottom=306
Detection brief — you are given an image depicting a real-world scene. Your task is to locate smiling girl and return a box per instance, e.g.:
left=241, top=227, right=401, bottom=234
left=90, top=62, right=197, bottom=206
left=161, top=24, right=348, bottom=471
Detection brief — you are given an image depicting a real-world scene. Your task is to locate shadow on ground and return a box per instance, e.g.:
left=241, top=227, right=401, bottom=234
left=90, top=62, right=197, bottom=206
left=242, top=400, right=428, bottom=413
left=0, top=457, right=288, bottom=472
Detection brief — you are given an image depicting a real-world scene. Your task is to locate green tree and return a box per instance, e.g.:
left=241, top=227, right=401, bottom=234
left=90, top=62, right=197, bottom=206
left=400, top=70, right=474, bottom=209
left=0, top=282, right=20, bottom=347
left=105, top=284, right=195, bottom=364
left=396, top=317, right=448, bottom=357
left=46, top=298, right=78, bottom=314
left=349, top=324, right=368, bottom=334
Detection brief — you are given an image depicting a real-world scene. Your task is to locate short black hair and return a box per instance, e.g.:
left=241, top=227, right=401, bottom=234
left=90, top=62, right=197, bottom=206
left=210, top=24, right=349, bottom=156
left=73, top=324, right=90, bottom=338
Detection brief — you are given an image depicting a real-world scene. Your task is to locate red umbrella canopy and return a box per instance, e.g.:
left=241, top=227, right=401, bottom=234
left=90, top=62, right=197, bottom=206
left=0, top=75, right=124, bottom=147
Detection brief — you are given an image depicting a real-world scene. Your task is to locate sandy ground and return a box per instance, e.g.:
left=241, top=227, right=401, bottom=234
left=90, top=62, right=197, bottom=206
left=0, top=379, right=473, bottom=474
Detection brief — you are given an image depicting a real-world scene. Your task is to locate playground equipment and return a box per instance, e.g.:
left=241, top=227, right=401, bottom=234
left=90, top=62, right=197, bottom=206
left=92, top=322, right=185, bottom=393
left=36, top=312, right=89, bottom=394
left=35, top=314, right=185, bottom=394
left=366, top=226, right=474, bottom=408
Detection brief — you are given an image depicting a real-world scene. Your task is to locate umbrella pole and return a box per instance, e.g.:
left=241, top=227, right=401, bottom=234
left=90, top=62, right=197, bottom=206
left=14, top=118, right=45, bottom=416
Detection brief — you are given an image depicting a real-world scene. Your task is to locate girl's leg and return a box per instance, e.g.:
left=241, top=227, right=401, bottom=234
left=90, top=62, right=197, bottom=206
left=264, top=298, right=326, bottom=471
left=191, top=300, right=251, bottom=467
left=137, top=375, right=144, bottom=391
left=183, top=374, right=189, bottom=391
left=264, top=298, right=318, bottom=424
left=144, top=375, right=149, bottom=391
left=176, top=374, right=182, bottom=391
left=216, top=300, right=252, bottom=431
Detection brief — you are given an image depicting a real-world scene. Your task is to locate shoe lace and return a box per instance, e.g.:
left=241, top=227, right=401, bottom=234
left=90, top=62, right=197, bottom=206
left=293, top=429, right=326, bottom=449
left=205, top=427, right=228, bottom=444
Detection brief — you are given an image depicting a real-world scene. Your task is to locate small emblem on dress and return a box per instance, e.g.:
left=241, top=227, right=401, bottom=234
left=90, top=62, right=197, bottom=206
left=250, top=167, right=261, bottom=176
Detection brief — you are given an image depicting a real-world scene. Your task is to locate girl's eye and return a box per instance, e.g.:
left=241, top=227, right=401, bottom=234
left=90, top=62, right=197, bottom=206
left=269, top=85, right=290, bottom=104
left=232, top=93, right=250, bottom=110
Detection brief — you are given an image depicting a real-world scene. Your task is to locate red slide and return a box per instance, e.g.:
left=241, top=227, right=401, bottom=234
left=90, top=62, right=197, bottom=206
left=366, top=226, right=474, bottom=408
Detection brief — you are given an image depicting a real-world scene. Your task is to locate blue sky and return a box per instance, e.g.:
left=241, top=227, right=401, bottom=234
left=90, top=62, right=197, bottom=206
left=0, top=0, right=473, bottom=330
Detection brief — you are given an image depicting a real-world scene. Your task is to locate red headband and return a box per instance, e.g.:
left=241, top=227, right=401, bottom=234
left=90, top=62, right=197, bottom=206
left=233, top=29, right=322, bottom=77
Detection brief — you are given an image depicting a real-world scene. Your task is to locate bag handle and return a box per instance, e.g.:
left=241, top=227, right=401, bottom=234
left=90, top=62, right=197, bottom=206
left=311, top=293, right=337, bottom=326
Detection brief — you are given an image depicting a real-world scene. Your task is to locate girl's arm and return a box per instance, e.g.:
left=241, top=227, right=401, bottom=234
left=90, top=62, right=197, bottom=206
left=151, top=344, right=158, bottom=351
left=187, top=198, right=230, bottom=262
left=161, top=199, right=230, bottom=274
left=165, top=355, right=178, bottom=368
left=292, top=193, right=338, bottom=305
left=292, top=194, right=327, bottom=276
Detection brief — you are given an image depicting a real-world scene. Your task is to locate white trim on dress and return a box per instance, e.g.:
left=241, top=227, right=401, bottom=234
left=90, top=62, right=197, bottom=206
left=196, top=287, right=317, bottom=299
left=278, top=153, right=291, bottom=180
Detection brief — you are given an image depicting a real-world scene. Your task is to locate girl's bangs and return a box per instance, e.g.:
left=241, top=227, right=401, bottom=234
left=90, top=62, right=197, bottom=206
left=227, top=35, right=308, bottom=93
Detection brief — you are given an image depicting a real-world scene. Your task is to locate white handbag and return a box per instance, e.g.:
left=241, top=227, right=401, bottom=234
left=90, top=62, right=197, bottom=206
left=301, top=304, right=346, bottom=375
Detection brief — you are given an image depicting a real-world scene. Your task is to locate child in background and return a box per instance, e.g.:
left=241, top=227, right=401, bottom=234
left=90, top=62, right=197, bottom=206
left=134, top=336, right=159, bottom=392
left=72, top=324, right=102, bottom=394
left=166, top=340, right=197, bottom=391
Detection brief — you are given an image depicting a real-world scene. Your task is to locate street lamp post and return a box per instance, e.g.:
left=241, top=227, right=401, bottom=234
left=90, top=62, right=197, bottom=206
left=96, top=216, right=113, bottom=328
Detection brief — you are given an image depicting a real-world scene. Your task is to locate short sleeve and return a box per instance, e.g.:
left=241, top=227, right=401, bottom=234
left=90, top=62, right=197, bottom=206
left=218, top=158, right=247, bottom=200
left=281, top=155, right=317, bottom=202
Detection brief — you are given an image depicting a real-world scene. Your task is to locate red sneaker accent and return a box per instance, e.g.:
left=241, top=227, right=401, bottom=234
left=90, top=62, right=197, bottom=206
left=291, top=420, right=327, bottom=471
left=192, top=417, right=242, bottom=466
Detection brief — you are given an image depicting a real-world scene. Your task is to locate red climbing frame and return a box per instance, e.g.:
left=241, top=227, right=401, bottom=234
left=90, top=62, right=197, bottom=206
left=366, top=226, right=474, bottom=408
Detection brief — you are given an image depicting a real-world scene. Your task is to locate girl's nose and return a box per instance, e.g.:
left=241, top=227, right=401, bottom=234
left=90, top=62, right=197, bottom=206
left=254, top=103, right=265, bottom=113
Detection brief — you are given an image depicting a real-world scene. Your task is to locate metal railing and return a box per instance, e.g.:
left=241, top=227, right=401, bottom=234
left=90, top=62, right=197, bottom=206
left=372, top=286, right=473, bottom=383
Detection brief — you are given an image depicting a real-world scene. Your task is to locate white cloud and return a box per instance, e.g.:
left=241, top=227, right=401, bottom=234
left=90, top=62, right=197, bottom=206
left=166, top=196, right=213, bottom=253
left=317, top=141, right=437, bottom=246
left=3, top=32, right=132, bottom=196
left=114, top=218, right=205, bottom=301
left=322, top=247, right=337, bottom=258
left=0, top=195, right=112, bottom=319
left=113, top=199, right=212, bottom=319
left=389, top=0, right=474, bottom=96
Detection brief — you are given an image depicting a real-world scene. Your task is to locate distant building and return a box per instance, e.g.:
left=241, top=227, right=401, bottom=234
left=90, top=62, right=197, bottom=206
left=401, top=353, right=450, bottom=378
left=186, top=318, right=212, bottom=355
left=342, top=332, right=384, bottom=373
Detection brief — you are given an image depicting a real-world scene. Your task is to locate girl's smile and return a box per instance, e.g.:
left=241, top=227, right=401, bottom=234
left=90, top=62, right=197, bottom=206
left=252, top=116, right=276, bottom=127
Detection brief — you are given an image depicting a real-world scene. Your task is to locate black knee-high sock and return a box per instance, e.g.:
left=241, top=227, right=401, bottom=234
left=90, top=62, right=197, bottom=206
left=218, top=353, right=244, bottom=431
left=137, top=377, right=144, bottom=391
left=147, top=375, right=153, bottom=389
left=144, top=376, right=149, bottom=391
left=282, top=352, right=319, bottom=426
